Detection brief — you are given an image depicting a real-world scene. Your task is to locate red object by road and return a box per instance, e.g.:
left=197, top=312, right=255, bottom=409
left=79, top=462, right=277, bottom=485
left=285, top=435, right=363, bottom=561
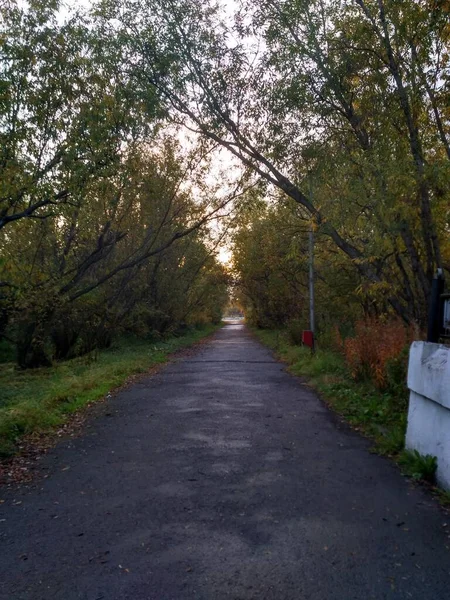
left=302, top=330, right=314, bottom=349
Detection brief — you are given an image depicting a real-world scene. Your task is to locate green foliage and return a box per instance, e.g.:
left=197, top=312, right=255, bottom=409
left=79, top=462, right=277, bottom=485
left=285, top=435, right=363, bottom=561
left=117, top=0, right=450, bottom=326
left=232, top=202, right=363, bottom=332
left=232, top=204, right=308, bottom=328
left=436, top=489, right=450, bottom=508
left=0, top=4, right=230, bottom=369
left=287, top=319, right=305, bottom=346
left=0, top=2, right=156, bottom=231
left=399, top=450, right=438, bottom=484
left=0, top=339, right=14, bottom=363
left=376, top=424, right=407, bottom=457
left=0, top=325, right=218, bottom=457
left=385, top=347, right=410, bottom=399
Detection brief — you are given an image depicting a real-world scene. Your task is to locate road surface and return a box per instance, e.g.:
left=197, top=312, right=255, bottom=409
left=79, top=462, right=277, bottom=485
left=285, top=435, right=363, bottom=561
left=1, top=322, right=449, bottom=599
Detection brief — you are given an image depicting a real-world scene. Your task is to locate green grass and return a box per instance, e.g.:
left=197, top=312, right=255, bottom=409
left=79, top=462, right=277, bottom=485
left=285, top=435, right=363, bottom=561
left=436, top=488, right=450, bottom=507
left=253, top=328, right=408, bottom=458
left=399, top=449, right=437, bottom=483
left=0, top=325, right=219, bottom=457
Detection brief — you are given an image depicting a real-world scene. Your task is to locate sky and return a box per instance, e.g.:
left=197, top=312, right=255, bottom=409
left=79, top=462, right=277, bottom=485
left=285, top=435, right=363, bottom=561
left=218, top=247, right=232, bottom=265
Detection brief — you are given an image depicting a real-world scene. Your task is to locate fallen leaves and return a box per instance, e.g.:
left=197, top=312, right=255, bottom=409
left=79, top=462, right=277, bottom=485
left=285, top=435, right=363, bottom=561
left=119, top=564, right=130, bottom=573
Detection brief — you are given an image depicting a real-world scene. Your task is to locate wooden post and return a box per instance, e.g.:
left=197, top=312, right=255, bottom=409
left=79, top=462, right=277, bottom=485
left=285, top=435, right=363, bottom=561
left=308, top=175, right=315, bottom=352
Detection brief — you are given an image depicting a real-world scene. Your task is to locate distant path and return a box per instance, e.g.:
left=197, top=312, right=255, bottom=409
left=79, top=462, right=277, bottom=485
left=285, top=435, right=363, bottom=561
left=1, top=323, right=449, bottom=599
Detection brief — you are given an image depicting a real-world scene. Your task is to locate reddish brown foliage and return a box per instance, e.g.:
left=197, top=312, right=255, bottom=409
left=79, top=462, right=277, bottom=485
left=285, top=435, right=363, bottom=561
left=343, top=318, right=413, bottom=388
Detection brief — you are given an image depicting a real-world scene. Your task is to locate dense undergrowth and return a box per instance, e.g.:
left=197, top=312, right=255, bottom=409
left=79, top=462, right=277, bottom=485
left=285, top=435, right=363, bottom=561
left=0, top=324, right=218, bottom=458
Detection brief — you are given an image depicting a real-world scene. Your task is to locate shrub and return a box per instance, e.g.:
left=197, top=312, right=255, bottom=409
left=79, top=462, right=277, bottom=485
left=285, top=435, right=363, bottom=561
left=343, top=318, right=411, bottom=389
left=385, top=346, right=409, bottom=398
left=287, top=319, right=305, bottom=346
left=0, top=338, right=14, bottom=363
left=316, top=324, right=349, bottom=352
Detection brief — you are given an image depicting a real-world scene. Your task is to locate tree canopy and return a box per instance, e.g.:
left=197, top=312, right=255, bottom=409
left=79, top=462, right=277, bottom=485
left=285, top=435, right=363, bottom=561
left=1, top=0, right=449, bottom=366
left=96, top=0, right=449, bottom=324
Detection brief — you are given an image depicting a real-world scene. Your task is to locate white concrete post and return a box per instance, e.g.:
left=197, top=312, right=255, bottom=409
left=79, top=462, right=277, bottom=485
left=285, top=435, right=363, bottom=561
left=406, top=341, right=450, bottom=489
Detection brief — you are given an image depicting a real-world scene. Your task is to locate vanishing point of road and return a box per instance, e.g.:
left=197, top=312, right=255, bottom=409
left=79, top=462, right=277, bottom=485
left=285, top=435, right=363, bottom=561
left=1, top=322, right=449, bottom=599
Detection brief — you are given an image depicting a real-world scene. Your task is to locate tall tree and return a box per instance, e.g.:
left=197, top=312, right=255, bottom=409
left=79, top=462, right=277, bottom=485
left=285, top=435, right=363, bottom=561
left=0, top=0, right=158, bottom=230
left=99, top=0, right=450, bottom=324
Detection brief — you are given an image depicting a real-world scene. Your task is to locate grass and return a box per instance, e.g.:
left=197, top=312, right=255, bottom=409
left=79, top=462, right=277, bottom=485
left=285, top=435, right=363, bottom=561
left=436, top=489, right=450, bottom=507
left=0, top=324, right=219, bottom=458
left=253, top=328, right=408, bottom=458
left=398, top=449, right=437, bottom=484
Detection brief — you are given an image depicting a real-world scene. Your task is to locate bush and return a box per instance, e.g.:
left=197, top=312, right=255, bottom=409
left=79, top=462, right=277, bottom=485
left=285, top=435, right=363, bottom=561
left=0, top=338, right=14, bottom=363
left=287, top=319, right=305, bottom=346
left=343, top=318, right=411, bottom=389
left=16, top=321, right=53, bottom=369
left=385, top=346, right=409, bottom=398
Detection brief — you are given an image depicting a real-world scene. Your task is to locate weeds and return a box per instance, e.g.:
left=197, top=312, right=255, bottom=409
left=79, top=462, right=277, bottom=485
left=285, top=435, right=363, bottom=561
left=342, top=318, right=413, bottom=391
left=436, top=489, right=450, bottom=507
left=399, top=450, right=437, bottom=484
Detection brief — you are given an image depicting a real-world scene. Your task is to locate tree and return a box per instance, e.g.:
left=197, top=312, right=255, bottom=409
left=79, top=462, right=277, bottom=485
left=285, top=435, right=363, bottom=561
left=1, top=138, right=231, bottom=366
left=0, top=1, right=159, bottom=231
left=99, top=0, right=450, bottom=324
left=233, top=198, right=364, bottom=330
left=0, top=3, right=236, bottom=367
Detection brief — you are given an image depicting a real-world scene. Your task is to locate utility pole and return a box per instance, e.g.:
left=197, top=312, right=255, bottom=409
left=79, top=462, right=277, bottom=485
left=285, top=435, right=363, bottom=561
left=308, top=177, right=315, bottom=352
left=309, top=226, right=315, bottom=350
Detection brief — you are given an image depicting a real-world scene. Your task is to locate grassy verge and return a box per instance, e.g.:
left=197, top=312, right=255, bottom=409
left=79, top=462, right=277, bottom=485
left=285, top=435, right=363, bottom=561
left=0, top=324, right=219, bottom=457
left=254, top=328, right=450, bottom=506
left=253, top=328, right=408, bottom=457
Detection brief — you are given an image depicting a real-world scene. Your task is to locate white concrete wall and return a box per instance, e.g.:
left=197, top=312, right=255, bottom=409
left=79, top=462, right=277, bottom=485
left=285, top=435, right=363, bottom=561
left=406, top=341, right=450, bottom=489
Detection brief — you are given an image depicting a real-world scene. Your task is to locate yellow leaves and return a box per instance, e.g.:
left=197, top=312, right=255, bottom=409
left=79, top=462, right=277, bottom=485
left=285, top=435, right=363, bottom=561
left=430, top=0, right=450, bottom=13
left=352, top=256, right=380, bottom=268
left=355, top=280, right=391, bottom=300
left=101, top=93, right=116, bottom=109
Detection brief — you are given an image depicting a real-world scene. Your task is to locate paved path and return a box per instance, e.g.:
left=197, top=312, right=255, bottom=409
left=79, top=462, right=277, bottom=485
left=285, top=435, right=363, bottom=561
left=1, top=323, right=450, bottom=600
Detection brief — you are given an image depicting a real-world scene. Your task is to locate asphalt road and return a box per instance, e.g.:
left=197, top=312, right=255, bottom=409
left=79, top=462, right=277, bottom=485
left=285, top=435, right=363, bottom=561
left=1, top=322, right=450, bottom=600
